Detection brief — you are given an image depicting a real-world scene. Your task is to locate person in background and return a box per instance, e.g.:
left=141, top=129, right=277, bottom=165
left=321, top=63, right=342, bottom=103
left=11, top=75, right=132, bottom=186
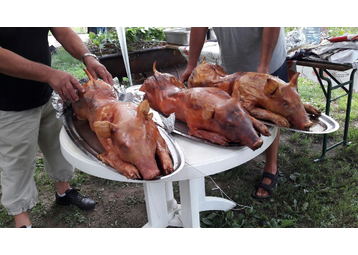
left=87, top=27, right=98, bottom=34
left=0, top=27, right=113, bottom=228
left=87, top=27, right=106, bottom=35
left=97, top=27, right=107, bottom=34
left=181, top=27, right=288, bottom=199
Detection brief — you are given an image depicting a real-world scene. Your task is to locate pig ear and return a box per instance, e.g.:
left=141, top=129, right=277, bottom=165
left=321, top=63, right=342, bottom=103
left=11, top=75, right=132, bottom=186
left=290, top=72, right=300, bottom=90
left=263, top=78, right=279, bottom=97
left=153, top=61, right=159, bottom=75
left=93, top=121, right=113, bottom=139
left=83, top=68, right=94, bottom=81
left=146, top=112, right=153, bottom=121
left=137, top=100, right=151, bottom=120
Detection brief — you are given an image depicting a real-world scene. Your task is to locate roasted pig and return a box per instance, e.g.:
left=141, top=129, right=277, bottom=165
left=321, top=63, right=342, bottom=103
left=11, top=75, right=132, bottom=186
left=72, top=69, right=173, bottom=180
left=140, top=63, right=270, bottom=150
left=188, top=60, right=321, bottom=131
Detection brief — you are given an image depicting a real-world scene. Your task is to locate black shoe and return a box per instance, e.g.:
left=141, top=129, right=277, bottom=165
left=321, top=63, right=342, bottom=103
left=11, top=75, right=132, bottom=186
left=55, top=188, right=96, bottom=210
left=19, top=225, right=33, bottom=228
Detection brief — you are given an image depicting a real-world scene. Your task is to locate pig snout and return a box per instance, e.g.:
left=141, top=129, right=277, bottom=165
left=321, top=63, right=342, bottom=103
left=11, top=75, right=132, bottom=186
left=251, top=139, right=263, bottom=151
left=220, top=108, right=263, bottom=150
left=295, top=119, right=313, bottom=131
left=115, top=128, right=161, bottom=180
left=95, top=120, right=162, bottom=180
left=303, top=121, right=313, bottom=131
left=134, top=159, right=161, bottom=180
left=118, top=141, right=161, bottom=180
left=286, top=110, right=313, bottom=131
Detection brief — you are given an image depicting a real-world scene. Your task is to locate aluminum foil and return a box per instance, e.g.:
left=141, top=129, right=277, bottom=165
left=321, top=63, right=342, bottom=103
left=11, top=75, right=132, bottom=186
left=51, top=90, right=71, bottom=119
left=52, top=78, right=176, bottom=135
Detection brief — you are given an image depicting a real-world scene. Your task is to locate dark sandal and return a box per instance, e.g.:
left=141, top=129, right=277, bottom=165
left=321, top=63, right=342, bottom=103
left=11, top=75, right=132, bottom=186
left=252, top=171, right=279, bottom=199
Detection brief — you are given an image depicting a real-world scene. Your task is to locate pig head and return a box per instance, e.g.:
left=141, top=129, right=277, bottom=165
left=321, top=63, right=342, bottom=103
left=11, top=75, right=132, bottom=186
left=140, top=62, right=268, bottom=150
left=72, top=69, right=173, bottom=180
left=188, top=60, right=321, bottom=131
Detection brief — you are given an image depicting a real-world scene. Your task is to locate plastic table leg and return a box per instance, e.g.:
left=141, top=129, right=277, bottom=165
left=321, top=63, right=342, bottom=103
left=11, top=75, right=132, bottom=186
left=178, top=177, right=236, bottom=228
left=142, top=182, right=179, bottom=228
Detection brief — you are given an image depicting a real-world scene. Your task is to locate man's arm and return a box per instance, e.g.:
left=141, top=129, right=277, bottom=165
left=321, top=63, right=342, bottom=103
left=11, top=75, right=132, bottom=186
left=257, top=27, right=281, bottom=74
left=0, top=46, right=53, bottom=82
left=0, top=45, right=85, bottom=102
left=51, top=27, right=113, bottom=85
left=180, top=27, right=208, bottom=82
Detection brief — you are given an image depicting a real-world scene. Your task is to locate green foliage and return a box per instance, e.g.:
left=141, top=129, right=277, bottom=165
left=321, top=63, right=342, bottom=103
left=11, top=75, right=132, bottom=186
left=87, top=27, right=166, bottom=54
left=327, top=27, right=358, bottom=37
left=51, top=48, right=87, bottom=80
left=0, top=207, right=13, bottom=227
left=125, top=27, right=166, bottom=44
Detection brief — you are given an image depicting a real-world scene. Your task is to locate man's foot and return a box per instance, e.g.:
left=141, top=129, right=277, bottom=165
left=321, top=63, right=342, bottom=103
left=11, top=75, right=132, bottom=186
left=55, top=188, right=96, bottom=210
left=252, top=171, right=279, bottom=199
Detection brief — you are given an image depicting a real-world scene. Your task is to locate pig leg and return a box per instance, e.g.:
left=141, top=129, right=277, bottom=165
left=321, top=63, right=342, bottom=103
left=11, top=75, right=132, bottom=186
left=248, top=116, right=271, bottom=137
left=304, top=103, right=321, bottom=116
left=248, top=107, right=291, bottom=128
left=98, top=152, right=142, bottom=179
left=153, top=126, right=173, bottom=176
left=188, top=127, right=231, bottom=146
left=155, top=142, right=174, bottom=176
left=240, top=106, right=271, bottom=137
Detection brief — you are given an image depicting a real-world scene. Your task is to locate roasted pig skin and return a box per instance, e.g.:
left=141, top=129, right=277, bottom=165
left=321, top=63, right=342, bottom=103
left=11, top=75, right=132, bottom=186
left=188, top=60, right=321, bottom=131
left=72, top=69, right=173, bottom=180
left=140, top=63, right=266, bottom=150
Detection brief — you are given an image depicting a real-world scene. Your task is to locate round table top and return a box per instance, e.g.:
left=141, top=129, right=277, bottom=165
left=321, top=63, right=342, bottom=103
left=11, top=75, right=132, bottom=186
left=60, top=126, right=277, bottom=183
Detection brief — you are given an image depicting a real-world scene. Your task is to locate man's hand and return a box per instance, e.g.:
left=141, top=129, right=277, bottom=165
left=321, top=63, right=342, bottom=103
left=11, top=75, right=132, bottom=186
left=51, top=27, right=113, bottom=86
left=180, top=64, right=196, bottom=83
left=47, top=69, right=85, bottom=102
left=180, top=27, right=208, bottom=83
left=83, top=56, right=113, bottom=85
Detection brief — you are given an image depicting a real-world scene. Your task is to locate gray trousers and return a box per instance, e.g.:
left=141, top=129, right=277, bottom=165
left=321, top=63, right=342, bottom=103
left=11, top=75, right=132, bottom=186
left=0, top=99, right=74, bottom=215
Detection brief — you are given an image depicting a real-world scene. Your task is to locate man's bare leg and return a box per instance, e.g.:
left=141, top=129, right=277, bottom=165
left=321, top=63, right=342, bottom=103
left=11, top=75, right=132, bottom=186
left=255, top=130, right=280, bottom=198
left=14, top=211, right=31, bottom=228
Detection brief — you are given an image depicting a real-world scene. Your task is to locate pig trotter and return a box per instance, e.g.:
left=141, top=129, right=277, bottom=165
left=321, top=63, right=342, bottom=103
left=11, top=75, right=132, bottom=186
left=304, top=103, right=321, bottom=116
left=156, top=146, right=174, bottom=176
left=98, top=153, right=141, bottom=179
left=249, top=116, right=271, bottom=137
left=190, top=128, right=231, bottom=146
left=249, top=108, right=291, bottom=128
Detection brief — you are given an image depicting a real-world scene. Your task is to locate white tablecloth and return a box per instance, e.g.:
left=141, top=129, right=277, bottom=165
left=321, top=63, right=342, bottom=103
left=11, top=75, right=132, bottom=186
left=178, top=42, right=220, bottom=65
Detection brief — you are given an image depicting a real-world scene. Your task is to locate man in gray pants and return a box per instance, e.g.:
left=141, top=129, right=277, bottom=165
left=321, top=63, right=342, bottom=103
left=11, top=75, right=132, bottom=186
left=0, top=27, right=113, bottom=227
left=181, top=27, right=287, bottom=199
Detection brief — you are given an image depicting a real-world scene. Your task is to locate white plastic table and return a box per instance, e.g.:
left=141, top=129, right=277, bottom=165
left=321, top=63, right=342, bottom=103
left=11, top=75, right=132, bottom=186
left=60, top=126, right=277, bottom=228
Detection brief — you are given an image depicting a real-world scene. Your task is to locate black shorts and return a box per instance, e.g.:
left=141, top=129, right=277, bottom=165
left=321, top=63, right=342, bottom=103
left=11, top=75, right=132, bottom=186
left=271, top=61, right=289, bottom=82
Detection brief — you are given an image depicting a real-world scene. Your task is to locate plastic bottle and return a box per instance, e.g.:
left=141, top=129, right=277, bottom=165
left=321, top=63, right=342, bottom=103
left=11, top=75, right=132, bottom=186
left=304, top=27, right=321, bottom=45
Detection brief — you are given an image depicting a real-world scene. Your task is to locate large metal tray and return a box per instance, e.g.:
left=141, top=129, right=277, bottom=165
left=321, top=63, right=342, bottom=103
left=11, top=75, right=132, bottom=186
left=62, top=106, right=185, bottom=181
left=260, top=113, right=340, bottom=134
